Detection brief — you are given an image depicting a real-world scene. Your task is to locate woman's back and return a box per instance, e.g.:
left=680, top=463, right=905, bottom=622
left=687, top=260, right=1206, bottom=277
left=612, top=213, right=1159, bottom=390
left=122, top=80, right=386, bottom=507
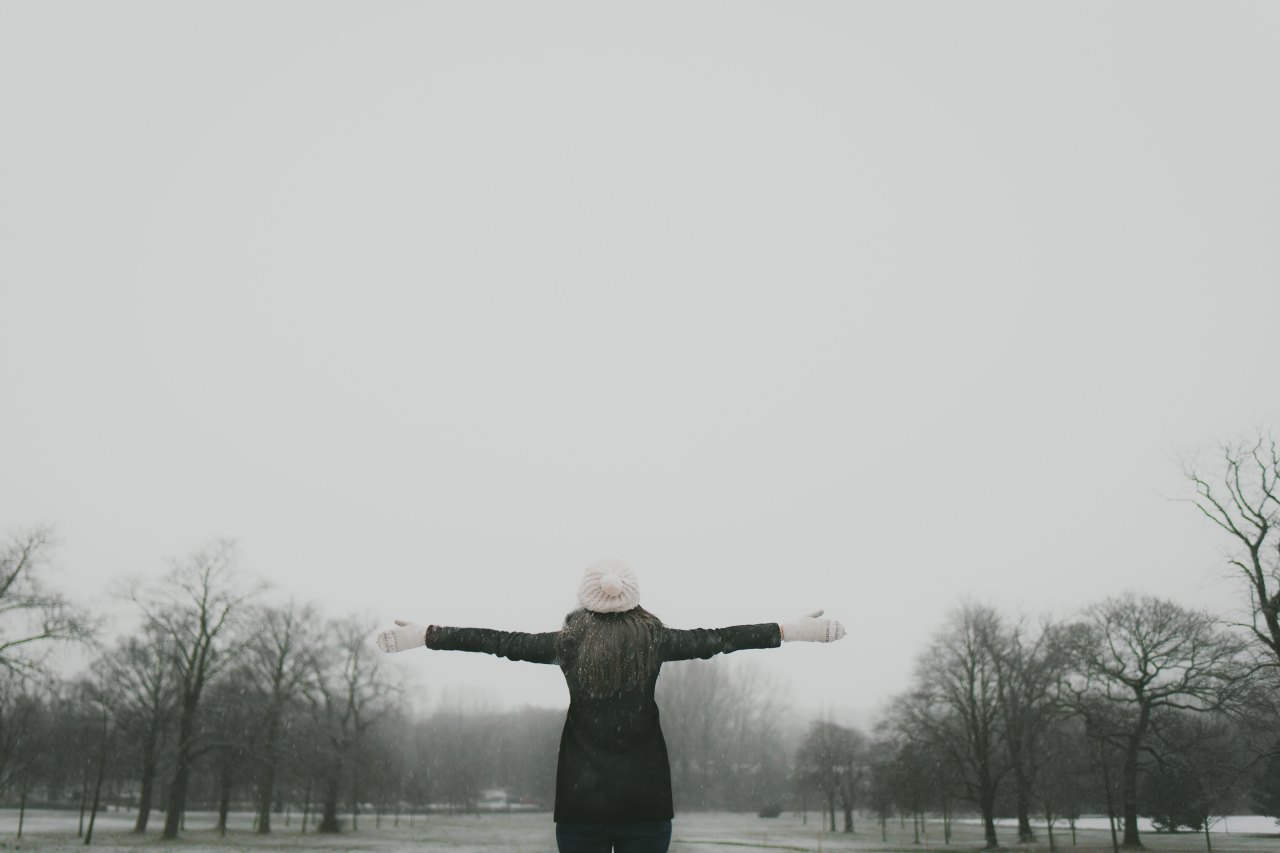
left=423, top=615, right=783, bottom=823
left=553, top=614, right=782, bottom=824
left=376, top=558, right=844, bottom=852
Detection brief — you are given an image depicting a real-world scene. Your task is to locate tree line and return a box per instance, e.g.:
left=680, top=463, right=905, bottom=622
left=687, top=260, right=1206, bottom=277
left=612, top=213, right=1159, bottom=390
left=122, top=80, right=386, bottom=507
left=0, top=532, right=794, bottom=841
left=792, top=434, right=1280, bottom=850
left=797, top=593, right=1278, bottom=853
left=0, top=434, right=1277, bottom=849
left=0, top=535, right=401, bottom=840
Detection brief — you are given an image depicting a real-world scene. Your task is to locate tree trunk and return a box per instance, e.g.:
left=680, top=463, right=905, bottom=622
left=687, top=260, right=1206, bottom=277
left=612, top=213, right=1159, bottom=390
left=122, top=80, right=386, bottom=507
left=78, top=760, right=90, bottom=837
left=162, top=753, right=193, bottom=839
left=1017, top=785, right=1035, bottom=842
left=1121, top=703, right=1151, bottom=848
left=1121, top=739, right=1143, bottom=847
left=84, top=722, right=109, bottom=846
left=162, top=695, right=200, bottom=840
left=351, top=763, right=360, bottom=831
left=1100, top=756, right=1120, bottom=853
left=320, top=795, right=341, bottom=833
left=18, top=788, right=27, bottom=840
left=944, top=797, right=952, bottom=845
left=257, top=763, right=278, bottom=833
left=979, top=787, right=999, bottom=849
left=1046, top=803, right=1057, bottom=852
left=826, top=789, right=836, bottom=832
left=217, top=761, right=233, bottom=837
left=134, top=733, right=158, bottom=833
left=1009, top=733, right=1036, bottom=843
left=318, top=757, right=343, bottom=833
left=256, top=708, right=282, bottom=834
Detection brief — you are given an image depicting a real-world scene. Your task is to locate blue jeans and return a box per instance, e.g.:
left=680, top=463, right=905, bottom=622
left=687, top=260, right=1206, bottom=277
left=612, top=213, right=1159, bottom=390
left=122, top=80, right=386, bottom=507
left=555, top=820, right=672, bottom=853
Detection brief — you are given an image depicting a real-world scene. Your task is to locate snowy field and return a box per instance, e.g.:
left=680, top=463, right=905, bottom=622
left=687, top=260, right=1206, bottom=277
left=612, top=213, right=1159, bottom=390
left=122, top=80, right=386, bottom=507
left=2, top=809, right=1277, bottom=852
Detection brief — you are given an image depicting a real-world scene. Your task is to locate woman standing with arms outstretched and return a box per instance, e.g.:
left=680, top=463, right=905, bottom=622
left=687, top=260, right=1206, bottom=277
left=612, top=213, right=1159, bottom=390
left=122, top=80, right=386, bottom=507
left=376, top=559, right=845, bottom=853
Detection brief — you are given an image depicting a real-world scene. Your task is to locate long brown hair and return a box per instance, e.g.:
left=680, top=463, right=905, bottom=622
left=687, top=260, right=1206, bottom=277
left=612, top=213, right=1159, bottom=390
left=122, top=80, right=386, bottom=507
left=557, top=606, right=664, bottom=698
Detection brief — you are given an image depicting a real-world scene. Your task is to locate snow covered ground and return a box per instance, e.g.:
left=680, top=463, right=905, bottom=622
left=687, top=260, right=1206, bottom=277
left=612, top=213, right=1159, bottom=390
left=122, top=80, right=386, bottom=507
left=1044, top=815, right=1278, bottom=835
left=1, top=809, right=1276, bottom=851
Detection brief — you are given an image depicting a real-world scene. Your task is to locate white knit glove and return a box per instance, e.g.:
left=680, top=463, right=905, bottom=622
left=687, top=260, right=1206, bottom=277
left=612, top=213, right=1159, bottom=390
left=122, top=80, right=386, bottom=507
left=376, top=620, right=428, bottom=653
left=779, top=609, right=846, bottom=643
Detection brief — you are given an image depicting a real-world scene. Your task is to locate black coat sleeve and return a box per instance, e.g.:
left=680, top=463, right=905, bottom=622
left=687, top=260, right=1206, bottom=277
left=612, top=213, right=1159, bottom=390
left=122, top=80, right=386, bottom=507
left=424, top=626, right=560, bottom=664
left=659, top=623, right=782, bottom=662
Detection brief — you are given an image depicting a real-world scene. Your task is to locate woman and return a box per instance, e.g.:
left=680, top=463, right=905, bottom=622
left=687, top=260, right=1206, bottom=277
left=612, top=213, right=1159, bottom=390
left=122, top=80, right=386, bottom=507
left=376, top=559, right=845, bottom=853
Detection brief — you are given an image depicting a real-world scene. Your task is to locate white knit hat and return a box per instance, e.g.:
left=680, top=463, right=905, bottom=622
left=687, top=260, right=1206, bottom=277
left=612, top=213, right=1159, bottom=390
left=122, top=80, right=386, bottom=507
left=577, top=559, right=641, bottom=613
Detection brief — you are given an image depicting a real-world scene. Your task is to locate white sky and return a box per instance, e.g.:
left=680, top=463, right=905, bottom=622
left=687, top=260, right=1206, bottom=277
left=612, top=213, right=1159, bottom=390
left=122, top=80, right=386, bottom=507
left=3, top=2, right=1279, bottom=723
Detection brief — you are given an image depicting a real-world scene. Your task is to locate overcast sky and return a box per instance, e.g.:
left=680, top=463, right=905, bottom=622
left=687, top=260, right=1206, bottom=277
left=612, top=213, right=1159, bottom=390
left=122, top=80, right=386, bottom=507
left=2, top=2, right=1278, bottom=721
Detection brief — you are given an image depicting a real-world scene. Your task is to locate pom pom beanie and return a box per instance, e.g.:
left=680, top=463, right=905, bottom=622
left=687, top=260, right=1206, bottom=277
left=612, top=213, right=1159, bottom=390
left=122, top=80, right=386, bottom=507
left=578, top=559, right=641, bottom=613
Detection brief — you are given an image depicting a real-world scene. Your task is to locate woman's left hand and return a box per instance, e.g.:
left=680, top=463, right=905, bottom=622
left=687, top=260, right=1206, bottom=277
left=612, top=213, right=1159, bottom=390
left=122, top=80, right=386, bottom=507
left=779, top=609, right=846, bottom=643
left=376, top=619, right=428, bottom=653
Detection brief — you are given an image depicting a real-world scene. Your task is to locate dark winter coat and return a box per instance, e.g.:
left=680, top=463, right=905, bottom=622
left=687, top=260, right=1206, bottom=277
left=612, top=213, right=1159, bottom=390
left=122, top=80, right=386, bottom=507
left=424, top=621, right=781, bottom=823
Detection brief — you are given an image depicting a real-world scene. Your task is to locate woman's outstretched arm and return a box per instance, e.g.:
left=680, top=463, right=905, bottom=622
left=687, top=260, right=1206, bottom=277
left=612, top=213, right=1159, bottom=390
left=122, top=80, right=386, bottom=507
left=661, top=610, right=846, bottom=662
left=660, top=623, right=782, bottom=661
left=376, top=620, right=558, bottom=664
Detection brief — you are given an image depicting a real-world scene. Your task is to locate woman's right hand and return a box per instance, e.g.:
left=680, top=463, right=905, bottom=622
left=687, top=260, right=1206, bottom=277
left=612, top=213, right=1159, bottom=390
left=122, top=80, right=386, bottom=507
left=376, top=619, right=428, bottom=653
left=780, top=609, right=846, bottom=643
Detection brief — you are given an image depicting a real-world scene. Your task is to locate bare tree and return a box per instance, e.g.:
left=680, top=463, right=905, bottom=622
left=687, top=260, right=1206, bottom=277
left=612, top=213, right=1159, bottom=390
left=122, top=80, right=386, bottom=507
left=0, top=526, right=93, bottom=675
left=0, top=678, right=49, bottom=803
left=1064, top=594, right=1247, bottom=848
left=240, top=601, right=320, bottom=833
left=795, top=720, right=867, bottom=833
left=0, top=527, right=93, bottom=810
left=868, top=723, right=956, bottom=845
left=994, top=618, right=1072, bottom=842
left=134, top=538, right=256, bottom=839
left=1037, top=716, right=1095, bottom=851
left=309, top=616, right=392, bottom=833
left=864, top=736, right=898, bottom=843
left=201, top=675, right=259, bottom=836
left=22, top=682, right=86, bottom=806
left=77, top=675, right=117, bottom=847
left=898, top=604, right=1008, bottom=849
left=1070, top=691, right=1130, bottom=853
left=96, top=625, right=178, bottom=832
left=1186, top=435, right=1280, bottom=669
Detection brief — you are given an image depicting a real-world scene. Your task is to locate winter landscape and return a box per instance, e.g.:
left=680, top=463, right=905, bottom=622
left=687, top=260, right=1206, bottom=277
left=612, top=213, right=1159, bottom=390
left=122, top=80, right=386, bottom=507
left=5, top=3, right=1280, bottom=852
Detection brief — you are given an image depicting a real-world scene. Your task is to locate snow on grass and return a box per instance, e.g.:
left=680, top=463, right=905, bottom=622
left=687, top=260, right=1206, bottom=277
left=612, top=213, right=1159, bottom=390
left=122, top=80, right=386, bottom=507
left=1, top=810, right=1276, bottom=852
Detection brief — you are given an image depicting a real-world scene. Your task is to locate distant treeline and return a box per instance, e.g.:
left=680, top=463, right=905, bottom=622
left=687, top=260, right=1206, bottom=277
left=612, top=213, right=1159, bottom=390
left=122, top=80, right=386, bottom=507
left=1, top=434, right=1278, bottom=850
